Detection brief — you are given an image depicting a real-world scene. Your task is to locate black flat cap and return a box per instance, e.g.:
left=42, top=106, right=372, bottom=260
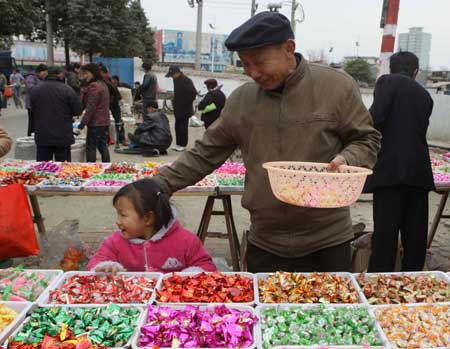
left=225, top=11, right=294, bottom=51
left=165, top=65, right=181, bottom=77
left=204, top=78, right=218, bottom=88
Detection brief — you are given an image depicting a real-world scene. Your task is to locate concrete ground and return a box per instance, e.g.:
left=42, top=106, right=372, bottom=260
left=1, top=106, right=449, bottom=271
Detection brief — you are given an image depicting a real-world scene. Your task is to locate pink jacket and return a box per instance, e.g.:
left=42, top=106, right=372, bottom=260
left=87, top=219, right=217, bottom=273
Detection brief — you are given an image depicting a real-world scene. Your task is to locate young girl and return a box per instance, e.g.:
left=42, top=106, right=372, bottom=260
left=87, top=179, right=217, bottom=273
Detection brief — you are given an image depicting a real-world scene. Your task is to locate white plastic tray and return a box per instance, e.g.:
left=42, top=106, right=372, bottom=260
left=353, top=271, right=450, bottom=306
left=273, top=346, right=387, bottom=349
left=216, top=173, right=245, bottom=192
left=83, top=179, right=131, bottom=192
left=38, top=181, right=86, bottom=192
left=5, top=303, right=145, bottom=349
left=255, top=304, right=389, bottom=349
left=0, top=301, right=33, bottom=345
left=38, top=271, right=162, bottom=307
left=155, top=271, right=256, bottom=305
left=132, top=303, right=257, bottom=349
left=0, top=268, right=63, bottom=303
left=370, top=302, right=450, bottom=349
left=255, top=272, right=367, bottom=305
left=179, top=174, right=218, bottom=193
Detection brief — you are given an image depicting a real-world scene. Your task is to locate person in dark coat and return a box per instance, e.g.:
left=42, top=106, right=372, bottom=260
left=25, top=64, right=48, bottom=136
left=66, top=63, right=81, bottom=95
left=366, top=51, right=434, bottom=272
left=141, top=62, right=158, bottom=112
left=166, top=65, right=197, bottom=151
left=133, top=81, right=142, bottom=102
left=198, top=79, right=226, bottom=129
left=110, top=75, right=127, bottom=147
left=128, top=101, right=172, bottom=156
left=30, top=66, right=83, bottom=161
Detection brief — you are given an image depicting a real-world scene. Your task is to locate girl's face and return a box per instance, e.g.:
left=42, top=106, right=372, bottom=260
left=115, top=197, right=154, bottom=239
left=82, top=70, right=94, bottom=82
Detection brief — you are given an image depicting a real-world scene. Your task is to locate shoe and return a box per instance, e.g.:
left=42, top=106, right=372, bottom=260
left=121, top=140, right=128, bottom=147
left=173, top=145, right=186, bottom=152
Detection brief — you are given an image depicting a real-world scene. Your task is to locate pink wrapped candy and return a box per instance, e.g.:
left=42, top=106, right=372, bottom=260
left=86, top=179, right=130, bottom=187
left=32, top=161, right=62, bottom=173
left=215, top=162, right=246, bottom=175
left=139, top=305, right=257, bottom=348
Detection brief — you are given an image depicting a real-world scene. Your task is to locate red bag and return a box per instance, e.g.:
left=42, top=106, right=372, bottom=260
left=3, top=86, right=12, bottom=98
left=0, top=184, right=39, bottom=258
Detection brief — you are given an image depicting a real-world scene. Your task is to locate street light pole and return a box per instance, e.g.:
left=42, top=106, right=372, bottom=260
left=209, top=23, right=216, bottom=72
left=251, top=0, right=257, bottom=16
left=45, top=0, right=54, bottom=65
left=195, top=0, right=203, bottom=71
left=290, top=0, right=298, bottom=34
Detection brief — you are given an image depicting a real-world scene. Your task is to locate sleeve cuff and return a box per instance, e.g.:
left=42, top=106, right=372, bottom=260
left=90, top=261, right=126, bottom=272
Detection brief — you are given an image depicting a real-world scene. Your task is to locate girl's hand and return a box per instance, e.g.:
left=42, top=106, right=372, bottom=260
left=95, top=264, right=120, bottom=275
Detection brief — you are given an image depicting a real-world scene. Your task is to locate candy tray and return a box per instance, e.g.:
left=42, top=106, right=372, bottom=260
left=155, top=271, right=256, bottom=305
left=0, top=301, right=33, bottom=345
left=369, top=302, right=450, bottom=349
left=354, top=271, right=450, bottom=306
left=4, top=304, right=145, bottom=349
left=255, top=304, right=390, bottom=349
left=38, top=271, right=163, bottom=307
left=255, top=272, right=367, bottom=305
left=131, top=303, right=257, bottom=349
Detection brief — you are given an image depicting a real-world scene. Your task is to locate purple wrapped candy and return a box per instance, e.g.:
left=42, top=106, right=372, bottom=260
left=139, top=305, right=257, bottom=348
left=32, top=161, right=62, bottom=173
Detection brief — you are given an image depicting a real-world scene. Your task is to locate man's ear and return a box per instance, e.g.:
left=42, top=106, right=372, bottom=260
left=413, top=68, right=419, bottom=79
left=285, top=39, right=296, bottom=55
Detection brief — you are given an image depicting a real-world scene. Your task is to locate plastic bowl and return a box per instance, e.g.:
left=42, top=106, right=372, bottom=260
left=262, top=161, right=372, bottom=208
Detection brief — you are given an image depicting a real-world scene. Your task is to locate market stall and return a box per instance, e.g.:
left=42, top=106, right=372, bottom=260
left=0, top=268, right=448, bottom=348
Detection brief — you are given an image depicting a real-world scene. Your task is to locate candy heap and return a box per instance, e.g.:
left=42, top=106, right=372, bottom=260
left=191, top=175, right=217, bottom=188
left=0, top=304, right=17, bottom=332
left=58, top=163, right=104, bottom=178
left=157, top=272, right=254, bottom=303
left=0, top=267, right=56, bottom=301
left=41, top=176, right=85, bottom=187
left=32, top=162, right=62, bottom=173
left=258, top=272, right=360, bottom=304
left=91, top=173, right=134, bottom=181
left=49, top=274, right=157, bottom=304
left=375, top=304, right=449, bottom=348
left=1, top=160, right=31, bottom=168
left=215, top=162, right=246, bottom=175
left=139, top=305, right=257, bottom=348
left=104, top=162, right=137, bottom=174
left=8, top=304, right=140, bottom=347
left=357, top=273, right=449, bottom=304
left=0, top=171, right=44, bottom=185
left=260, top=305, right=382, bottom=348
left=84, top=180, right=129, bottom=188
left=217, top=173, right=245, bottom=187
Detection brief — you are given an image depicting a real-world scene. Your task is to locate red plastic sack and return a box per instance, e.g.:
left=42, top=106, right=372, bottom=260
left=3, top=86, right=12, bottom=97
left=0, top=184, right=39, bottom=258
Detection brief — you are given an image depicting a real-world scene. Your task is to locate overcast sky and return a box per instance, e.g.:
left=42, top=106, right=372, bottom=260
left=143, top=0, right=450, bottom=69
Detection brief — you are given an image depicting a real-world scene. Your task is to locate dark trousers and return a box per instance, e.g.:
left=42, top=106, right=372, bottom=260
left=368, top=185, right=429, bottom=272
left=246, top=241, right=352, bottom=273
left=27, top=109, right=34, bottom=136
left=111, top=104, right=125, bottom=143
left=86, top=126, right=110, bottom=163
left=36, top=145, right=71, bottom=162
left=175, top=117, right=189, bottom=147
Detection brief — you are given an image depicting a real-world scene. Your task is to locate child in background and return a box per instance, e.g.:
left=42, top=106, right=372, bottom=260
left=87, top=179, right=217, bottom=273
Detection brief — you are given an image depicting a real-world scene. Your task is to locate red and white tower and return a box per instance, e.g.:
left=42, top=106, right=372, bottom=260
left=378, top=0, right=400, bottom=77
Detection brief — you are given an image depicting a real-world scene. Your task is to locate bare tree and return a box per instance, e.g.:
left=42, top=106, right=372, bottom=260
left=306, top=48, right=329, bottom=64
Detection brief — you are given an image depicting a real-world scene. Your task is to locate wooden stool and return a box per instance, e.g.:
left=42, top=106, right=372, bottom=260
left=197, top=195, right=241, bottom=271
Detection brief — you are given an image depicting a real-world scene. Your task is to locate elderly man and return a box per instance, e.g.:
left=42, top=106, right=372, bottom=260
left=153, top=12, right=381, bottom=272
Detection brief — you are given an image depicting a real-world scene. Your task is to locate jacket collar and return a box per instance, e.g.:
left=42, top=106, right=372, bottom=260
left=265, top=53, right=308, bottom=96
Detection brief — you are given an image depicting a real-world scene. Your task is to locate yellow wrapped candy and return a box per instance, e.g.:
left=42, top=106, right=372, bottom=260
left=0, top=304, right=17, bottom=332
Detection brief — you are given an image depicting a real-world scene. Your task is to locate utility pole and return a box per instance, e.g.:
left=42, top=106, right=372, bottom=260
left=290, top=0, right=298, bottom=34
left=378, top=0, right=400, bottom=76
left=251, top=0, right=257, bottom=17
left=267, top=2, right=282, bottom=12
left=45, top=0, right=54, bottom=65
left=194, top=0, right=203, bottom=71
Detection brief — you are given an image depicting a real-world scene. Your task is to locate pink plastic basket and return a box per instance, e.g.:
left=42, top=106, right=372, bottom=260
left=262, top=161, right=372, bottom=208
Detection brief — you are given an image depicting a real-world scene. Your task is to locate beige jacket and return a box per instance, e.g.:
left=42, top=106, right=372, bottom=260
left=153, top=55, right=381, bottom=257
left=0, top=127, right=12, bottom=158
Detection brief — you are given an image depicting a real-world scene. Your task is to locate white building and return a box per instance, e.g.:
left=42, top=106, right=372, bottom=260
left=397, top=27, right=431, bottom=70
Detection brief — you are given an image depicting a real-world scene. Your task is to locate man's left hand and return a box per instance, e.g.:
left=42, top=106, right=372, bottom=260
left=328, top=155, right=347, bottom=171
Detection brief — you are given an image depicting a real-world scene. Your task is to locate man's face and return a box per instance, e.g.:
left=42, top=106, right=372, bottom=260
left=57, top=72, right=65, bottom=81
left=112, top=79, right=118, bottom=86
left=238, top=40, right=296, bottom=90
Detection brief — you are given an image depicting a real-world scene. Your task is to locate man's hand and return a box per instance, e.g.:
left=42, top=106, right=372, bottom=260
left=327, top=155, right=347, bottom=172
left=95, top=264, right=120, bottom=275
